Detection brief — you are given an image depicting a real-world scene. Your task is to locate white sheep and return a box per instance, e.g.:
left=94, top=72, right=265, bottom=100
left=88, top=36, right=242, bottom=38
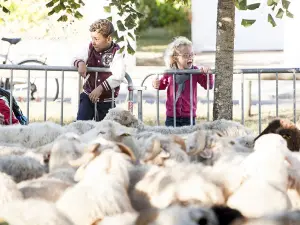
left=103, top=108, right=254, bottom=137
left=0, top=199, right=75, bottom=225
left=17, top=177, right=73, bottom=202
left=227, top=134, right=292, bottom=218
left=134, top=205, right=219, bottom=225
left=56, top=145, right=136, bottom=225
left=0, top=155, right=46, bottom=183
left=186, top=129, right=253, bottom=165
left=0, top=172, right=23, bottom=209
left=133, top=163, right=225, bottom=209
left=135, top=132, right=189, bottom=167
left=64, top=120, right=98, bottom=135
left=0, top=121, right=65, bottom=148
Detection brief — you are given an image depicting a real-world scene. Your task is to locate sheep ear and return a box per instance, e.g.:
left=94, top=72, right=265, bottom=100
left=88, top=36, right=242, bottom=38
left=172, top=135, right=187, bottom=152
left=116, top=142, right=136, bottom=162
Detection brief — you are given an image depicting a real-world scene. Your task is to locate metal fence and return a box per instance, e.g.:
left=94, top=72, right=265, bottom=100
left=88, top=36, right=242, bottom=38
left=137, top=68, right=300, bottom=133
left=0, top=64, right=299, bottom=133
left=0, top=64, right=134, bottom=125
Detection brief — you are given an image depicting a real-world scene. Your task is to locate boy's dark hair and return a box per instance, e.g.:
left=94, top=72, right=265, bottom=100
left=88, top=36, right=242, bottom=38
left=89, top=19, right=114, bottom=38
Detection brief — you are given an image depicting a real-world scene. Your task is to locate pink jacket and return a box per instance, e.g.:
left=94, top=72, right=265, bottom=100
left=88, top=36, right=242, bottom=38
left=158, top=66, right=214, bottom=118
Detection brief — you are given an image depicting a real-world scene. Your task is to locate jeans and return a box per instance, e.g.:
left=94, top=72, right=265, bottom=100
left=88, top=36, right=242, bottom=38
left=165, top=116, right=196, bottom=127
left=76, top=92, right=115, bottom=122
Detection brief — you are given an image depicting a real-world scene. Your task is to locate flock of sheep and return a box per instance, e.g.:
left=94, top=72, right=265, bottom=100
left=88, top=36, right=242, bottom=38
left=0, top=107, right=300, bottom=225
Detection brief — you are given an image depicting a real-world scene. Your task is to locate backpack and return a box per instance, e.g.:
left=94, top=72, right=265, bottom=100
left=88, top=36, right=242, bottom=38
left=0, top=88, right=28, bottom=125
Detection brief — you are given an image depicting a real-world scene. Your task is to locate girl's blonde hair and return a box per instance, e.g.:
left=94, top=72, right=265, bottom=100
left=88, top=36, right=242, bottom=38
left=164, top=36, right=193, bottom=69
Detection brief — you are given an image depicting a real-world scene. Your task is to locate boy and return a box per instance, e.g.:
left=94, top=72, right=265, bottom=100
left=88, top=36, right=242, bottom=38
left=73, top=19, right=126, bottom=121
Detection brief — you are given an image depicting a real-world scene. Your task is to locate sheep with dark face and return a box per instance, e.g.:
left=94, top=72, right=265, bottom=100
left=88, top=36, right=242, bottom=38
left=254, top=119, right=300, bottom=152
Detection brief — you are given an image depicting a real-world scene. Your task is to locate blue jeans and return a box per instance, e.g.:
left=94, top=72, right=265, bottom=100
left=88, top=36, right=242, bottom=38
left=165, top=116, right=196, bottom=127
left=77, top=92, right=115, bottom=122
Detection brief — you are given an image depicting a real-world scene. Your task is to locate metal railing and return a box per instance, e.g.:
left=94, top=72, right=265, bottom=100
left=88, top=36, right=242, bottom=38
left=0, top=64, right=134, bottom=125
left=137, top=68, right=300, bottom=133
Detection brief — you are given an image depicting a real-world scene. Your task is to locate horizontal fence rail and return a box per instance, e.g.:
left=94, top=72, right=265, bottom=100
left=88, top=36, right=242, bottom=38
left=0, top=64, right=134, bottom=125
left=0, top=64, right=299, bottom=135
left=137, top=68, right=300, bottom=133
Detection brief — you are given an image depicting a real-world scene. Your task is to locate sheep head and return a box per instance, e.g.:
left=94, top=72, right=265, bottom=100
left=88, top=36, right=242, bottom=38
left=143, top=139, right=171, bottom=166
left=254, top=119, right=300, bottom=151
left=69, top=138, right=136, bottom=183
left=186, top=130, right=223, bottom=160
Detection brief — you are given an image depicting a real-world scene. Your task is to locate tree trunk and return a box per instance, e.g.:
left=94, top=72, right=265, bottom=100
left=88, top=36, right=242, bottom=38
left=213, top=0, right=235, bottom=120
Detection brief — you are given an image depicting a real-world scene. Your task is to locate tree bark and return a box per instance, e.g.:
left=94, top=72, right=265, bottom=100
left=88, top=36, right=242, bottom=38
left=213, top=0, right=235, bottom=120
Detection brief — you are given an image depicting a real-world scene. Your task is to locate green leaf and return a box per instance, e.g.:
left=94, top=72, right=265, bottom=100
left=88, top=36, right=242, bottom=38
left=268, top=13, right=276, bottom=27
left=46, top=1, right=54, bottom=7
left=271, top=5, right=276, bottom=11
left=235, top=0, right=248, bottom=10
left=53, top=5, right=62, bottom=13
left=57, top=14, right=68, bottom=22
left=66, top=8, right=72, bottom=14
left=2, top=6, right=9, bottom=13
left=241, top=19, right=256, bottom=27
left=48, top=9, right=55, bottom=16
left=74, top=11, right=83, bottom=19
left=275, top=8, right=284, bottom=18
left=282, top=0, right=291, bottom=9
left=119, top=46, right=125, bottom=53
left=60, top=2, right=66, bottom=10
left=116, top=35, right=125, bottom=42
left=124, top=15, right=136, bottom=30
left=107, top=16, right=112, bottom=22
left=127, top=41, right=135, bottom=55
left=247, top=3, right=260, bottom=10
left=117, top=20, right=126, bottom=31
left=286, top=10, right=294, bottom=18
left=267, top=0, right=276, bottom=6
left=104, top=6, right=111, bottom=13
left=127, top=31, right=135, bottom=41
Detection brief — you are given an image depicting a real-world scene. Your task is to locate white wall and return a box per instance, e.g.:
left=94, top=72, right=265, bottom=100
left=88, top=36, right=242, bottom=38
left=191, top=0, right=284, bottom=52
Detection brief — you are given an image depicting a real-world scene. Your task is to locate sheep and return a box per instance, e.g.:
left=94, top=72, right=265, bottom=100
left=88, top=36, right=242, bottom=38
left=56, top=144, right=136, bottom=225
left=0, top=199, right=74, bottom=225
left=132, top=163, right=225, bottom=210
left=186, top=130, right=253, bottom=166
left=254, top=118, right=300, bottom=151
left=0, top=121, right=65, bottom=148
left=135, top=205, right=219, bottom=225
left=80, top=120, right=137, bottom=144
left=103, top=108, right=254, bottom=137
left=103, top=107, right=142, bottom=128
left=0, top=172, right=23, bottom=208
left=227, top=133, right=292, bottom=218
left=64, top=120, right=98, bottom=135
left=46, top=132, right=86, bottom=183
left=135, top=132, right=189, bottom=167
left=17, top=177, right=73, bottom=202
left=68, top=138, right=136, bottom=187
left=0, top=155, right=46, bottom=183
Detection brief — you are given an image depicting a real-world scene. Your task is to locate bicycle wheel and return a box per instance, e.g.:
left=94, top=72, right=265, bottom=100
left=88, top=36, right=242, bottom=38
left=17, top=60, right=59, bottom=101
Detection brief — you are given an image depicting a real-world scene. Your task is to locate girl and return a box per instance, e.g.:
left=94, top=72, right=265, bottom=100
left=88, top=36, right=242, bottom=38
left=152, top=36, right=214, bottom=127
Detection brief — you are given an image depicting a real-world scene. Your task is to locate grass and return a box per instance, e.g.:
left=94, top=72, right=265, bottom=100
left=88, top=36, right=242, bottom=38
left=19, top=101, right=300, bottom=136
left=136, top=27, right=173, bottom=52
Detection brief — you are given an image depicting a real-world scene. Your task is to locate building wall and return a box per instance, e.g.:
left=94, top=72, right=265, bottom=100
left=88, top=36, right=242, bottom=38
left=191, top=0, right=284, bottom=52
